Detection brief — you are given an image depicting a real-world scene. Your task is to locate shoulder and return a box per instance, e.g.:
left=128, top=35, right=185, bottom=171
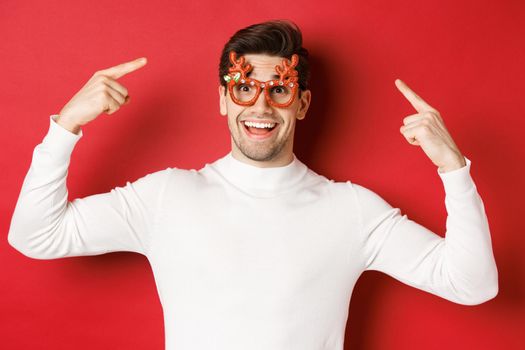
left=321, top=177, right=393, bottom=212
left=348, top=182, right=395, bottom=217
left=316, top=175, right=360, bottom=196
left=129, top=166, right=203, bottom=191
left=306, top=175, right=360, bottom=209
left=163, top=166, right=204, bottom=186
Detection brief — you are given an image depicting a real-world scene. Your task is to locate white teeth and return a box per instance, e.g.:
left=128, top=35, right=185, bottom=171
left=244, top=121, right=276, bottom=129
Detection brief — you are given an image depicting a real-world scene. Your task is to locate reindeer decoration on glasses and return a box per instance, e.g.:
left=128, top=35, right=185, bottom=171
left=223, top=51, right=300, bottom=108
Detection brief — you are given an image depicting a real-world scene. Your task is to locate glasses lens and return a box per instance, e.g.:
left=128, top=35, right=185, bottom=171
left=232, top=83, right=258, bottom=103
left=268, top=84, right=294, bottom=105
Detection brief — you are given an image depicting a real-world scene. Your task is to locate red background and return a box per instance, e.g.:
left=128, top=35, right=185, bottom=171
left=1, top=0, right=523, bottom=349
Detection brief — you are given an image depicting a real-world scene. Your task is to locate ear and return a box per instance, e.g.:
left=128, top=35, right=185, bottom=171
left=296, top=89, right=311, bottom=121
left=219, top=85, right=227, bottom=116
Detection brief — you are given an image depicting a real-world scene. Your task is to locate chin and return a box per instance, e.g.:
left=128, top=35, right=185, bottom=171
left=236, top=138, right=288, bottom=162
left=240, top=147, right=280, bottom=162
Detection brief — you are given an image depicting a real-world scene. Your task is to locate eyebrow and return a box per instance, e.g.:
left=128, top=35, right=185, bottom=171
left=246, top=72, right=280, bottom=79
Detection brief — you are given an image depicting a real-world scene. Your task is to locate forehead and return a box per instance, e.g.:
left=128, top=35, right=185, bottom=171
left=243, top=54, right=284, bottom=80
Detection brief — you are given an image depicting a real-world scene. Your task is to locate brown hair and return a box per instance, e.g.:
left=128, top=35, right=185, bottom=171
left=219, top=19, right=310, bottom=95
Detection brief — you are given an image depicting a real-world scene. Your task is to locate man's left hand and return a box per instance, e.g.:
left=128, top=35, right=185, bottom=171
left=395, top=79, right=467, bottom=173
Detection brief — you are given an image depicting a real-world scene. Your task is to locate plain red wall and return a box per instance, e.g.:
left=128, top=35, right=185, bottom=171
left=1, top=0, right=523, bottom=349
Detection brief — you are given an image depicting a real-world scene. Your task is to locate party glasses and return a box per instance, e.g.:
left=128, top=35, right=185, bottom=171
left=223, top=51, right=300, bottom=108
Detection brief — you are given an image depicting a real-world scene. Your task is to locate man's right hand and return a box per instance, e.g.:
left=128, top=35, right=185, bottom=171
left=56, top=57, right=148, bottom=134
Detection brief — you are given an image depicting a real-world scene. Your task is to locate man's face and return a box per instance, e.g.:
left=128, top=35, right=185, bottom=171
left=219, top=54, right=311, bottom=167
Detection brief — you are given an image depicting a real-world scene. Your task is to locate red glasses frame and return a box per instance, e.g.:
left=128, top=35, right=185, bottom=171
left=223, top=51, right=300, bottom=108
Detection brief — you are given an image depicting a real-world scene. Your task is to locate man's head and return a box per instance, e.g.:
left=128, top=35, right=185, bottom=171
left=218, top=20, right=311, bottom=167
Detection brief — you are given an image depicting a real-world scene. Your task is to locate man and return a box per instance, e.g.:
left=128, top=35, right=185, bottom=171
left=8, top=20, right=498, bottom=350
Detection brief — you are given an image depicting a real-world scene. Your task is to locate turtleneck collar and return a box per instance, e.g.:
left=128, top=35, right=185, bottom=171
left=207, top=151, right=309, bottom=197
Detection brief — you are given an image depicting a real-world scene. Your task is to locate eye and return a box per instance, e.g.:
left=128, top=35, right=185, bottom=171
left=270, top=86, right=288, bottom=94
left=237, top=84, right=251, bottom=92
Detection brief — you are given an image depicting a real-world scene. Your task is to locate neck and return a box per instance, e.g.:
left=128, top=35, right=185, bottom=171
left=231, top=150, right=293, bottom=168
left=209, top=150, right=308, bottom=198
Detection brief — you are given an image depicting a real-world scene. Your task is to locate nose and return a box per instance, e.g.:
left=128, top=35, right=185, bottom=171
left=249, top=88, right=273, bottom=114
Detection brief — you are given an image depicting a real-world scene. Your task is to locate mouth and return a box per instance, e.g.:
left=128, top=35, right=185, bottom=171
left=241, top=119, right=279, bottom=140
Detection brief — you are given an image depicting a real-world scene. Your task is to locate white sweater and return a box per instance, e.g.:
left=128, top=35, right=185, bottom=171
left=8, top=115, right=498, bottom=350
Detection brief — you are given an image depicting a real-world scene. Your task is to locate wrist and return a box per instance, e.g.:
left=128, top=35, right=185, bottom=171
left=56, top=114, right=81, bottom=135
left=438, top=154, right=466, bottom=173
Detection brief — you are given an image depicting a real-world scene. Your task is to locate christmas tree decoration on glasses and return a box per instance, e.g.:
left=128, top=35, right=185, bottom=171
left=223, top=51, right=300, bottom=108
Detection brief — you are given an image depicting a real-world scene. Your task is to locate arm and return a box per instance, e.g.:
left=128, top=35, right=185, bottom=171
left=8, top=115, right=169, bottom=259
left=354, top=156, right=498, bottom=305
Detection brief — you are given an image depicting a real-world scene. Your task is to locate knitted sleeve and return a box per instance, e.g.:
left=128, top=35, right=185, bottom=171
left=353, top=157, right=498, bottom=305
left=8, top=115, right=169, bottom=259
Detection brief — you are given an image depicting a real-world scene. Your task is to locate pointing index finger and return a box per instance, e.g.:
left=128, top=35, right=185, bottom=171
left=395, top=79, right=435, bottom=113
left=96, top=57, right=148, bottom=79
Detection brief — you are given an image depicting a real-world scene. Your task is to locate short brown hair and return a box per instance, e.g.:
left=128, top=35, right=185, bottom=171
left=218, top=19, right=310, bottom=94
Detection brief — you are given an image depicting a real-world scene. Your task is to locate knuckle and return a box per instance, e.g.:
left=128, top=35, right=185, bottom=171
left=117, top=88, right=128, bottom=98
left=419, top=125, right=431, bottom=136
left=95, top=84, right=108, bottom=93
left=93, top=71, right=106, bottom=79
left=429, top=110, right=440, bottom=119
left=92, top=75, right=107, bottom=85
left=97, top=90, right=111, bottom=102
left=421, top=118, right=432, bottom=126
left=109, top=105, right=120, bottom=114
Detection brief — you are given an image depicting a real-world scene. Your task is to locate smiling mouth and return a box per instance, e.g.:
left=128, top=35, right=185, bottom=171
left=241, top=120, right=278, bottom=139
